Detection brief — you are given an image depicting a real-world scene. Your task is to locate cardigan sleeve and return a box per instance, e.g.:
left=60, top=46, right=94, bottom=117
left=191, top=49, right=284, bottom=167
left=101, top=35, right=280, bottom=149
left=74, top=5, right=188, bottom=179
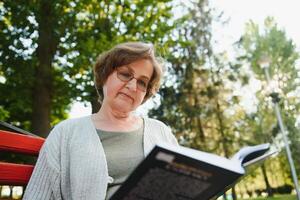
left=23, top=127, right=62, bottom=200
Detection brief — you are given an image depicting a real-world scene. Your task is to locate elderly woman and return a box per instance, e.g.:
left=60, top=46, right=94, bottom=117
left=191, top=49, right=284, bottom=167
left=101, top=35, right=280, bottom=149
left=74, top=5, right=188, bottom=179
left=23, top=42, right=178, bottom=200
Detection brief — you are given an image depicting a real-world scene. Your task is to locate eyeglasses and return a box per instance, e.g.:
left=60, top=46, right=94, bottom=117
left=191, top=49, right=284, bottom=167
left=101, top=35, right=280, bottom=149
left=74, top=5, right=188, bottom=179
left=116, top=68, right=150, bottom=92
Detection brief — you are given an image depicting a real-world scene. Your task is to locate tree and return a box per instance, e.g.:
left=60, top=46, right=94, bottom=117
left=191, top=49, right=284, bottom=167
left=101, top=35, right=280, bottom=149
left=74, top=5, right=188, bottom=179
left=0, top=1, right=78, bottom=136
left=149, top=0, right=243, bottom=157
left=64, top=0, right=177, bottom=113
left=0, top=0, right=176, bottom=137
left=149, top=0, right=213, bottom=148
left=236, top=17, right=300, bottom=194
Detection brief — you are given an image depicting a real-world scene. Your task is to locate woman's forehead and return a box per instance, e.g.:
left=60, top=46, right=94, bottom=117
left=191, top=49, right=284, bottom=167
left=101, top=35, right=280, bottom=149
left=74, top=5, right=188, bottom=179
left=119, top=60, right=153, bottom=77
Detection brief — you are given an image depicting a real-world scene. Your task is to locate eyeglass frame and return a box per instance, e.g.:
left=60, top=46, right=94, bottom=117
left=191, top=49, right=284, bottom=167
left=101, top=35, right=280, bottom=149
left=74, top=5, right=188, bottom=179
left=115, top=67, right=151, bottom=92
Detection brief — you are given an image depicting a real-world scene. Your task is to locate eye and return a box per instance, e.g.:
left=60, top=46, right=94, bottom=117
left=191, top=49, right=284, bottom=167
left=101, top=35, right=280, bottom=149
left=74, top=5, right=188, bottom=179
left=137, top=79, right=148, bottom=88
left=118, top=71, right=132, bottom=81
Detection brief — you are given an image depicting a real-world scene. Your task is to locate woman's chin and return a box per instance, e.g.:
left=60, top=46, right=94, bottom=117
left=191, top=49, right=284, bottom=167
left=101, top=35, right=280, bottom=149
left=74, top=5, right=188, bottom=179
left=113, top=101, right=135, bottom=114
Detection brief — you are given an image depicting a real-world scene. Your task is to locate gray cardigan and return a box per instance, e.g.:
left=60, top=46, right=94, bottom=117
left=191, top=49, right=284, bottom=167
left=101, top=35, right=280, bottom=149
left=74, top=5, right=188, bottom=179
left=23, top=116, right=178, bottom=200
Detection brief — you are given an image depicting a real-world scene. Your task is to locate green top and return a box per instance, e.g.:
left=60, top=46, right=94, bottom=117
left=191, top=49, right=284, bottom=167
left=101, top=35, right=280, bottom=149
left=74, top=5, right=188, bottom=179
left=97, top=125, right=144, bottom=200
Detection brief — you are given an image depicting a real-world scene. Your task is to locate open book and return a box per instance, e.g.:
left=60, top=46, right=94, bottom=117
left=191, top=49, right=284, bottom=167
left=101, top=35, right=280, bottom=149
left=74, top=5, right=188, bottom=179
left=110, top=143, right=277, bottom=200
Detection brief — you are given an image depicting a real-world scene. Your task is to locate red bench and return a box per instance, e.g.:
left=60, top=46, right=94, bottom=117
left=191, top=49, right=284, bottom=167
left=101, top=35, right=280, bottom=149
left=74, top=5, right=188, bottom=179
left=0, top=130, right=45, bottom=186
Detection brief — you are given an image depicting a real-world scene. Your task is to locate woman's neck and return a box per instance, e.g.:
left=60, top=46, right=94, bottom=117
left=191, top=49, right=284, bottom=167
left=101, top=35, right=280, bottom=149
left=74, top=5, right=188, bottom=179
left=98, top=103, right=133, bottom=120
left=92, top=105, right=141, bottom=132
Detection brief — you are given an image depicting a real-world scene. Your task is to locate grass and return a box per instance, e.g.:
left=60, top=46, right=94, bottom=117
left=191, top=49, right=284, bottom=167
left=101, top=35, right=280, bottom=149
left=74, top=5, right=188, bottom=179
left=239, top=194, right=296, bottom=200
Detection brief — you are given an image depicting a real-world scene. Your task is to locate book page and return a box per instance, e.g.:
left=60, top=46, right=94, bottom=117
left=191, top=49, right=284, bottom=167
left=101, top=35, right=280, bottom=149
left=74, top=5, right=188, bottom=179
left=243, top=149, right=278, bottom=168
left=231, top=143, right=270, bottom=165
left=157, top=143, right=244, bottom=174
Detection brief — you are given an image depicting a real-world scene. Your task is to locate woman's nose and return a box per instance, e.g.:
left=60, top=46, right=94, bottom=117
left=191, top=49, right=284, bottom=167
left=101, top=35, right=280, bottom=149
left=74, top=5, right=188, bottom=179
left=126, top=78, right=138, bottom=91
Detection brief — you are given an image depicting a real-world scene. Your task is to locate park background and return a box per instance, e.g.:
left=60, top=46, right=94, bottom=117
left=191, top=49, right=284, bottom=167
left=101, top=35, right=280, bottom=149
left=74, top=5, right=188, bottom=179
left=0, top=0, right=299, bottom=199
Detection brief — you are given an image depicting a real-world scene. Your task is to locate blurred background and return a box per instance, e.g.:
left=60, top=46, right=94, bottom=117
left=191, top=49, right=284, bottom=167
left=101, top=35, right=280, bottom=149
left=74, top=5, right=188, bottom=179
left=0, top=0, right=299, bottom=199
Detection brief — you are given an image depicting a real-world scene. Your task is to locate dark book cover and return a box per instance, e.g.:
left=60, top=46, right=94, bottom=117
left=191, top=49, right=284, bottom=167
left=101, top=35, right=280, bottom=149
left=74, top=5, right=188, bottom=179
left=110, top=143, right=276, bottom=200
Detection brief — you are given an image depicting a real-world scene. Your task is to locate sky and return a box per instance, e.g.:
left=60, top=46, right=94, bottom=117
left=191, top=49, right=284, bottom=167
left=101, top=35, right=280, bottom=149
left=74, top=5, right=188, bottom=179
left=69, top=0, right=300, bottom=118
left=212, top=0, right=300, bottom=50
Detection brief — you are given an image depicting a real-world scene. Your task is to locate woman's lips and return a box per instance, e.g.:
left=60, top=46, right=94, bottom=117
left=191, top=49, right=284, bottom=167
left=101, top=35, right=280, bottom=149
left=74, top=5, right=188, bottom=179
left=118, top=92, right=134, bottom=101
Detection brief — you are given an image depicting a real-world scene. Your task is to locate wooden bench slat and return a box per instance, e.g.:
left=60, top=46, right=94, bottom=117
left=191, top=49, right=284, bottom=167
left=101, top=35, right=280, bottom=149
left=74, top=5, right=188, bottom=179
left=0, top=130, right=45, bottom=155
left=0, top=129, right=45, bottom=186
left=0, top=162, right=34, bottom=186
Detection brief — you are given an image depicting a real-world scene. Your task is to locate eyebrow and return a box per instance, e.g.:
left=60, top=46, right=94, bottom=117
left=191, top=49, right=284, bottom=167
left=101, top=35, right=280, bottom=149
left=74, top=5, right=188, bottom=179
left=123, top=65, right=151, bottom=80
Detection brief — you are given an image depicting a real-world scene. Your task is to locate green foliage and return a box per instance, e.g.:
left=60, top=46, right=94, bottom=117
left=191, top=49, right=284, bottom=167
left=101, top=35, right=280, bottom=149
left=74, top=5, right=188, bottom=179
left=0, top=0, right=176, bottom=132
left=149, top=0, right=244, bottom=159
left=149, top=0, right=214, bottom=150
left=65, top=0, right=176, bottom=112
left=240, top=17, right=299, bottom=88
left=0, top=1, right=73, bottom=131
left=236, top=17, right=300, bottom=187
left=0, top=105, right=9, bottom=121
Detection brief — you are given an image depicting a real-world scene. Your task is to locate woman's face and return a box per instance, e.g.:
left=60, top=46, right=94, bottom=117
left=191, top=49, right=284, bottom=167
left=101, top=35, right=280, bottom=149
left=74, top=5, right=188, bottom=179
left=102, top=59, right=153, bottom=113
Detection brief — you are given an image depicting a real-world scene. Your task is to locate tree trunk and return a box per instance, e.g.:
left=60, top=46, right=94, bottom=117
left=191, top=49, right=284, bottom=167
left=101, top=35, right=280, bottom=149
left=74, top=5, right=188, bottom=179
left=232, top=186, right=237, bottom=200
left=261, top=164, right=273, bottom=197
left=195, top=95, right=205, bottom=141
left=32, top=0, right=58, bottom=137
left=216, top=100, right=230, bottom=200
left=215, top=95, right=238, bottom=199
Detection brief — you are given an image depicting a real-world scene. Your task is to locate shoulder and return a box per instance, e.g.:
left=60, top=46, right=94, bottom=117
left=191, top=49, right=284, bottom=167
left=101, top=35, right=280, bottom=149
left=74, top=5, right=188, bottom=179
left=54, top=115, right=91, bottom=129
left=143, top=117, right=178, bottom=146
left=45, top=115, right=92, bottom=146
left=50, top=115, right=92, bottom=134
left=143, top=117, right=169, bottom=129
left=42, top=115, right=94, bottom=162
